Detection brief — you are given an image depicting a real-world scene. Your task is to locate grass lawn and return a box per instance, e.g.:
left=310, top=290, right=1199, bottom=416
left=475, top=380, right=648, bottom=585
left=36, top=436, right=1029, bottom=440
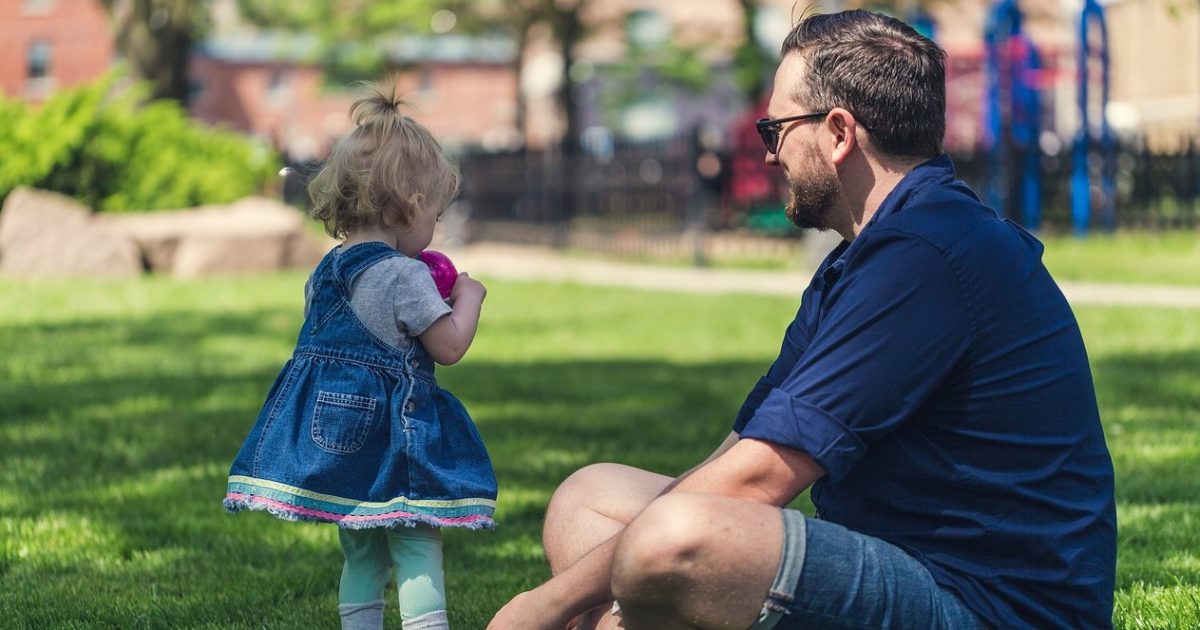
left=1, top=271, right=1198, bottom=628
left=1039, top=231, right=1200, bottom=287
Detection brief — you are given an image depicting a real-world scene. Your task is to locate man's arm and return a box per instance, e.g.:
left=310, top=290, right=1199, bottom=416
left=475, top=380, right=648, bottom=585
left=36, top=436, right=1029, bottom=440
left=487, top=435, right=823, bottom=629
left=671, top=437, right=824, bottom=503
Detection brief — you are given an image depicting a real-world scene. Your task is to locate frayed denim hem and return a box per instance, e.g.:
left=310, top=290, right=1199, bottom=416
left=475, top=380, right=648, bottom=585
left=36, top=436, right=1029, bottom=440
left=223, top=494, right=496, bottom=530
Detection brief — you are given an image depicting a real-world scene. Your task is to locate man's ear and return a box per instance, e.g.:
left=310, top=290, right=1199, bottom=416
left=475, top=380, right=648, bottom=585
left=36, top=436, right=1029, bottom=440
left=826, top=107, right=859, bottom=165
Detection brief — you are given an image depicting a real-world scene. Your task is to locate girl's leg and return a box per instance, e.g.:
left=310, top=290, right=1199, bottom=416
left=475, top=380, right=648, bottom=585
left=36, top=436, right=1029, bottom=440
left=338, top=528, right=394, bottom=630
left=387, top=524, right=448, bottom=630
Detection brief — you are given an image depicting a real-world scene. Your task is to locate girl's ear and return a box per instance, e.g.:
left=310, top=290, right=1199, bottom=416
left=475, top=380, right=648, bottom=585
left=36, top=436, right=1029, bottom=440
left=408, top=192, right=426, bottom=214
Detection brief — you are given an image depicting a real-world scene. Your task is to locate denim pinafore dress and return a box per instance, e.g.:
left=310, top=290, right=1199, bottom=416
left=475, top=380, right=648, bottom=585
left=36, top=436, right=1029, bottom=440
left=224, top=242, right=496, bottom=529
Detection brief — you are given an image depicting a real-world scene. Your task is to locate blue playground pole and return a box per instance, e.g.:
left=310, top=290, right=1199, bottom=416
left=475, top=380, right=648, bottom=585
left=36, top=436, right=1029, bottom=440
left=984, top=0, right=1043, bottom=230
left=1015, top=43, right=1043, bottom=229
left=1072, top=0, right=1116, bottom=235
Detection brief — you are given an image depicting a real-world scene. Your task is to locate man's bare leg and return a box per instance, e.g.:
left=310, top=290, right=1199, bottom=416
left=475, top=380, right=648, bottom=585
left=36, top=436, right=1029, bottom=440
left=543, top=463, right=672, bottom=575
left=609, top=492, right=786, bottom=630
left=542, top=463, right=672, bottom=630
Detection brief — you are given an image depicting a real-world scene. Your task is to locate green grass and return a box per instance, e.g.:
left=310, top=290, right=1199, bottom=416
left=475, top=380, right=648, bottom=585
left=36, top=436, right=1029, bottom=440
left=1039, top=231, right=1200, bottom=287
left=1, top=273, right=1198, bottom=628
left=559, top=230, right=1200, bottom=282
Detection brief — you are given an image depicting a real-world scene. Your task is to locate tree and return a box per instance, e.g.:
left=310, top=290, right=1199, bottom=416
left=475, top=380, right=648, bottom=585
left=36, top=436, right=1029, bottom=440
left=101, top=0, right=212, bottom=104
left=732, top=0, right=775, bottom=104
left=237, top=0, right=591, bottom=150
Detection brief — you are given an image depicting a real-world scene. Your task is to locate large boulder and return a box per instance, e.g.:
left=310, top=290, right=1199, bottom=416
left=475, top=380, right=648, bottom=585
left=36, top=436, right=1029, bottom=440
left=0, top=187, right=142, bottom=277
left=98, top=196, right=333, bottom=277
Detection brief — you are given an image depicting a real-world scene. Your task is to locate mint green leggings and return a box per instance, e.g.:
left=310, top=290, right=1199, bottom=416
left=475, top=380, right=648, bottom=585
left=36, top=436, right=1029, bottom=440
left=338, top=525, right=446, bottom=624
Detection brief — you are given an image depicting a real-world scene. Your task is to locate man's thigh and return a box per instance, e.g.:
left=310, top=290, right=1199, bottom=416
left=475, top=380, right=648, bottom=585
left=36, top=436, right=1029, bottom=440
left=756, top=511, right=987, bottom=630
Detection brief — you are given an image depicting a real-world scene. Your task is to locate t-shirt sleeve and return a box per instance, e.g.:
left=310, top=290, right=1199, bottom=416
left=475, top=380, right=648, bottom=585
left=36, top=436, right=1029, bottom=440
left=738, top=230, right=971, bottom=481
left=390, top=257, right=453, bottom=337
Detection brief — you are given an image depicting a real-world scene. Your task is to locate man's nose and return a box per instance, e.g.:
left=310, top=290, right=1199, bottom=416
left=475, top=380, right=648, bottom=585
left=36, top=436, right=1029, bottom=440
left=764, top=151, right=779, bottom=166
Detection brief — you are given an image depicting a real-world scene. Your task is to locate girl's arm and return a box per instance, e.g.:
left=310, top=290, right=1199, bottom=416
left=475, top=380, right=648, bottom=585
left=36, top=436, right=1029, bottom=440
left=419, top=273, right=486, bottom=365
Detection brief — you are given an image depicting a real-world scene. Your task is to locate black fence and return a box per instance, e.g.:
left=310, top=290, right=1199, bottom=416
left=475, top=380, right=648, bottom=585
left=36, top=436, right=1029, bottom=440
left=953, top=139, right=1200, bottom=232
left=456, top=134, right=713, bottom=251
left=284, top=133, right=1200, bottom=261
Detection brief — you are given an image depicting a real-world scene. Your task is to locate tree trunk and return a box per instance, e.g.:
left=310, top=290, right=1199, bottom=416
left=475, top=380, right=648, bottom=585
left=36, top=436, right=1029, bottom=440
left=114, top=0, right=196, bottom=104
left=556, top=5, right=583, bottom=154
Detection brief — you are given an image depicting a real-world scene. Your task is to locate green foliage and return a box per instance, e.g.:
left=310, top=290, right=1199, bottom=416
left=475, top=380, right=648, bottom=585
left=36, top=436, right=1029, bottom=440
left=236, top=0, right=453, bottom=82
left=0, top=76, right=278, bottom=212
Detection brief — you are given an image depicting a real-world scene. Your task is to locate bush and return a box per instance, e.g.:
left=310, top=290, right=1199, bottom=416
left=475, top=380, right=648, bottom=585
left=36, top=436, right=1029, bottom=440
left=0, top=74, right=279, bottom=212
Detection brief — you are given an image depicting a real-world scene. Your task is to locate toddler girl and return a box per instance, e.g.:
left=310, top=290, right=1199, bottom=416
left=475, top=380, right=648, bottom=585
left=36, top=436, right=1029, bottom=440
left=224, top=85, right=496, bottom=630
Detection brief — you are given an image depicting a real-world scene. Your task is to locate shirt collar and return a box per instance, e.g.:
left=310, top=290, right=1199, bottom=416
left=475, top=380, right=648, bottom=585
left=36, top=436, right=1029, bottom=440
left=863, top=153, right=955, bottom=229
left=821, top=154, right=955, bottom=276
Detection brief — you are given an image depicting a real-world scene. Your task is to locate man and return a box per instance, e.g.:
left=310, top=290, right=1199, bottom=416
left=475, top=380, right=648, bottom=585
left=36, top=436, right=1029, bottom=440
left=490, top=10, right=1116, bottom=630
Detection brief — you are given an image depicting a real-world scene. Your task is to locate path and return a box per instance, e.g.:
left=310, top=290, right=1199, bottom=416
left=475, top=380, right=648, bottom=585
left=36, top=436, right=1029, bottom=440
left=451, top=242, right=1200, bottom=309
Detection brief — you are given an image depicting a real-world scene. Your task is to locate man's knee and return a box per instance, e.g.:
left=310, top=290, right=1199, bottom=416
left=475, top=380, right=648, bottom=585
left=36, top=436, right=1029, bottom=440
left=543, top=463, right=632, bottom=570
left=549, top=463, right=617, bottom=505
left=546, top=463, right=627, bottom=520
left=610, top=493, right=712, bottom=603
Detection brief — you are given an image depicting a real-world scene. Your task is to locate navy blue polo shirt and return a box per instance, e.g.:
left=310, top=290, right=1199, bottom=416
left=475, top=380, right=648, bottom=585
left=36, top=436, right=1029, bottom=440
left=733, top=155, right=1117, bottom=629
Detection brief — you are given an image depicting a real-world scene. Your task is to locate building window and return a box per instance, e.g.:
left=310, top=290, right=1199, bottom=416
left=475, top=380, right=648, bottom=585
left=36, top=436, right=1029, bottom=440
left=25, top=41, right=54, bottom=97
left=23, top=0, right=56, bottom=15
left=28, top=41, right=51, bottom=79
left=266, top=68, right=292, bottom=108
left=188, top=78, right=205, bottom=103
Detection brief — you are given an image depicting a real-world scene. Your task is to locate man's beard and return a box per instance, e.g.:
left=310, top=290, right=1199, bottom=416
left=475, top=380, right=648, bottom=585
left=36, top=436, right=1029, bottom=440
left=785, top=159, right=840, bottom=230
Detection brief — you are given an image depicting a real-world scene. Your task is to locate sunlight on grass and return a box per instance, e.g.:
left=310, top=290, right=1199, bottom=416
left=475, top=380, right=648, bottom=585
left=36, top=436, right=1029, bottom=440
left=1040, top=231, right=1200, bottom=286
left=1, top=273, right=1197, bottom=627
left=1114, top=581, right=1200, bottom=630
left=1, top=512, right=123, bottom=565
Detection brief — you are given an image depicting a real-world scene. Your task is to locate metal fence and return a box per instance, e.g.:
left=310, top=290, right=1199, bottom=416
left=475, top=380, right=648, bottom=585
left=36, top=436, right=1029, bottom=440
left=952, top=139, right=1200, bottom=232
left=285, top=132, right=1200, bottom=262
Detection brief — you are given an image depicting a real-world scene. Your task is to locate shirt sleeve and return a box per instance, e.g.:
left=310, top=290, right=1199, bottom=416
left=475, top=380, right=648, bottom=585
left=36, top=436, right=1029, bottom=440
left=738, top=229, right=971, bottom=481
left=391, top=257, right=453, bottom=337
left=732, top=295, right=815, bottom=433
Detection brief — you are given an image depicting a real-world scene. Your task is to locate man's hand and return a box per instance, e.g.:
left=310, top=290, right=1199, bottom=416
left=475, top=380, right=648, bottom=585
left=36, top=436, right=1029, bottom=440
left=487, top=589, right=573, bottom=630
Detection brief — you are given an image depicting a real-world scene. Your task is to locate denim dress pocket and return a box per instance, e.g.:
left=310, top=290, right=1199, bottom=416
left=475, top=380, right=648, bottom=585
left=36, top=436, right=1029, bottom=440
left=311, top=391, right=379, bottom=454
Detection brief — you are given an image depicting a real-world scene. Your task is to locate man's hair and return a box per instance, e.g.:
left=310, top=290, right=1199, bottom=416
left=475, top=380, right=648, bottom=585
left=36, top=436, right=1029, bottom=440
left=780, top=10, right=946, bottom=158
left=308, top=83, right=460, bottom=239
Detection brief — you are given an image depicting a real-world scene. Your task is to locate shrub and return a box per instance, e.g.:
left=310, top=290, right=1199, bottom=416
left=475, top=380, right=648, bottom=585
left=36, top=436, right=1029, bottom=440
left=0, top=74, right=279, bottom=212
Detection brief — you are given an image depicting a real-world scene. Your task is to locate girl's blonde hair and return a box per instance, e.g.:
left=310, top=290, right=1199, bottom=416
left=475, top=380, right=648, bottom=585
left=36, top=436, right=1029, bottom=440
left=308, top=84, right=461, bottom=239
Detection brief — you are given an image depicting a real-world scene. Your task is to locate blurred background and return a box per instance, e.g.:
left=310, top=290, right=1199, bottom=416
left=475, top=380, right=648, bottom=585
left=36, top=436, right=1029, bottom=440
left=3, top=4, right=1200, bottom=627
left=2, top=0, right=1199, bottom=267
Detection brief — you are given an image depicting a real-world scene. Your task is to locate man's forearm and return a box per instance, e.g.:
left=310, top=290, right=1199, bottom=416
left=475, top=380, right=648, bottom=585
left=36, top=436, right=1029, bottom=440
left=530, top=533, right=620, bottom=624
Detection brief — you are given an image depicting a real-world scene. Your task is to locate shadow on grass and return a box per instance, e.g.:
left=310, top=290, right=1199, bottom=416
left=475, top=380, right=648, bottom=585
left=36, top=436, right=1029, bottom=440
left=0, top=309, right=759, bottom=627
left=1, top=310, right=1197, bottom=626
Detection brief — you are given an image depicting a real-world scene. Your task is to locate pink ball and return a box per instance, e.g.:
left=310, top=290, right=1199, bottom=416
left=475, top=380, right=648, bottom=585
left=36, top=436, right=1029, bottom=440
left=417, top=250, right=458, bottom=299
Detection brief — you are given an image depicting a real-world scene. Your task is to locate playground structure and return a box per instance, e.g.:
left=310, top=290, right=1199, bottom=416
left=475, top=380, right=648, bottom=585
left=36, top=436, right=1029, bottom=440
left=983, top=0, right=1116, bottom=234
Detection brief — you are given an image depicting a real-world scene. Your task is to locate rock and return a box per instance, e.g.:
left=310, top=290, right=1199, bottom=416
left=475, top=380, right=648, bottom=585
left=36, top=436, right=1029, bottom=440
left=0, top=187, right=142, bottom=277
left=171, top=235, right=291, bottom=278
left=99, top=196, right=333, bottom=276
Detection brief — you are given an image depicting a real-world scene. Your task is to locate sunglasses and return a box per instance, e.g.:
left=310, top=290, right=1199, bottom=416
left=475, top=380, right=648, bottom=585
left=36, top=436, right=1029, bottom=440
left=755, top=111, right=830, bottom=154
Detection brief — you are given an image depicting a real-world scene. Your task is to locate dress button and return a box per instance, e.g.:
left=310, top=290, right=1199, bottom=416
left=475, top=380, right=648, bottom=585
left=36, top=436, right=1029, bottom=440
left=406, top=401, right=416, bottom=413
left=410, top=359, right=420, bottom=369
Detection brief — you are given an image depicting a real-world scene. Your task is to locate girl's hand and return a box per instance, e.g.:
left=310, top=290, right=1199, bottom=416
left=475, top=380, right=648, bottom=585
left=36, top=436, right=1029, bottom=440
left=450, top=272, right=486, bottom=304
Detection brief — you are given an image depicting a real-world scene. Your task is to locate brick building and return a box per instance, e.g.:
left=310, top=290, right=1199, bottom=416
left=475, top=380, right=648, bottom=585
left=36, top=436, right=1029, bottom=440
left=0, top=0, right=113, bottom=101
left=188, top=33, right=519, bottom=160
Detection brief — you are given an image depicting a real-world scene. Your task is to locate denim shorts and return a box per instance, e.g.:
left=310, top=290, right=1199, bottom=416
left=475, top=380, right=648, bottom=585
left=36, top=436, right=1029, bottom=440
left=750, top=510, right=990, bottom=630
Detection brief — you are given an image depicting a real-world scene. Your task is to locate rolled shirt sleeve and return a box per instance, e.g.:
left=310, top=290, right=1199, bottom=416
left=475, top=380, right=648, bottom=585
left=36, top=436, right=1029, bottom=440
left=738, top=230, right=971, bottom=481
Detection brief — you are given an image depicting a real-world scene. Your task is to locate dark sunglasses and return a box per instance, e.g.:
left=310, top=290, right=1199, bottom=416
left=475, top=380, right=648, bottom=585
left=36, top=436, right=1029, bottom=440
left=755, top=111, right=830, bottom=154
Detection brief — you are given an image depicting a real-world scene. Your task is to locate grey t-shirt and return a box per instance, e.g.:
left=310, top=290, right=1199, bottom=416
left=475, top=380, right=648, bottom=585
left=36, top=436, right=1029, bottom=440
left=305, top=251, right=452, bottom=351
